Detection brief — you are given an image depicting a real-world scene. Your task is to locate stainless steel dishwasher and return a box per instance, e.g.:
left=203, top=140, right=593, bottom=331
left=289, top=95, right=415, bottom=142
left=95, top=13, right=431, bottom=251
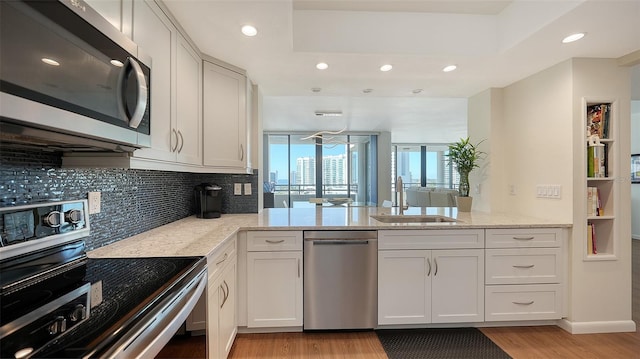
left=303, top=230, right=377, bottom=330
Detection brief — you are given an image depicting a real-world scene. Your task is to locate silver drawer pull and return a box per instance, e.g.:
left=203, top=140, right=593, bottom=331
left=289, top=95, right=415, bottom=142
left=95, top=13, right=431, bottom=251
left=265, top=239, right=285, bottom=244
left=513, top=236, right=535, bottom=240
left=215, top=253, right=228, bottom=265
left=512, top=264, right=535, bottom=269
left=512, top=300, right=534, bottom=305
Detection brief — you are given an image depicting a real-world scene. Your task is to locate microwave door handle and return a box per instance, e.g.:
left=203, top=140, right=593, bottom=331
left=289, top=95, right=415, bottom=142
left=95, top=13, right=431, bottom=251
left=127, top=57, right=148, bottom=129
left=116, top=57, right=149, bottom=129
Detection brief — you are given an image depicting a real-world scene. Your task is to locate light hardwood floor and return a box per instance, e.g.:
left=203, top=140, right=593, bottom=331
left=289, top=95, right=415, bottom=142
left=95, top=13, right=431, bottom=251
left=158, top=240, right=640, bottom=359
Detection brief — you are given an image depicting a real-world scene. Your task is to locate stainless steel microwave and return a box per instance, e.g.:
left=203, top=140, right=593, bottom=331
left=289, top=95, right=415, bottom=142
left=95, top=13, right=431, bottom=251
left=0, top=0, right=151, bottom=152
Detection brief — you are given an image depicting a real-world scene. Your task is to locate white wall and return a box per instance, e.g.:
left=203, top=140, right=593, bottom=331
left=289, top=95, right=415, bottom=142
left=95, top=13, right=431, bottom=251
left=468, top=88, right=503, bottom=213
left=632, top=101, right=640, bottom=240
left=497, top=60, right=574, bottom=221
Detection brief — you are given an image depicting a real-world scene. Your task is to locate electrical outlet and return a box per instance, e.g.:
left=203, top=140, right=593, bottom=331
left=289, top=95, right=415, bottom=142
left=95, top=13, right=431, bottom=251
left=88, top=192, right=101, bottom=214
left=90, top=280, right=103, bottom=308
left=234, top=183, right=242, bottom=195
left=244, top=183, right=252, bottom=195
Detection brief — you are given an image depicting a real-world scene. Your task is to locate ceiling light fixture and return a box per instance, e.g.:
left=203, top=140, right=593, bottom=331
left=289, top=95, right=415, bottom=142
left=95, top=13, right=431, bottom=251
left=311, top=87, right=321, bottom=93
left=316, top=62, right=328, bottom=70
left=443, top=65, right=457, bottom=72
left=241, top=25, right=257, bottom=37
left=380, top=64, right=393, bottom=72
left=562, top=32, right=585, bottom=43
left=315, top=111, right=342, bottom=117
left=412, top=89, right=423, bottom=94
left=41, top=58, right=60, bottom=66
left=362, top=88, right=373, bottom=94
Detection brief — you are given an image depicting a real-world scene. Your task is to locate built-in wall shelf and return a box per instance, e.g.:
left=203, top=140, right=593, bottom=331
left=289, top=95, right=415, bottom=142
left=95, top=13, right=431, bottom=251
left=583, top=98, right=618, bottom=262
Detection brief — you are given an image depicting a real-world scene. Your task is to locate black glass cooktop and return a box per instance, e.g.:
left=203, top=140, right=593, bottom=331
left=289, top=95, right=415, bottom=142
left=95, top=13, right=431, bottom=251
left=1, top=256, right=203, bottom=358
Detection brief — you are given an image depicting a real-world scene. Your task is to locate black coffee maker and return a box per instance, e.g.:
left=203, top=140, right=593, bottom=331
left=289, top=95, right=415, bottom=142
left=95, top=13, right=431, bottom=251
left=193, top=183, right=222, bottom=219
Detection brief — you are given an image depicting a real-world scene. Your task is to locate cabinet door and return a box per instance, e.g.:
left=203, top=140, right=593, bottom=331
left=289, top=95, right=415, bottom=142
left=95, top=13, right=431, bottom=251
left=218, top=257, right=237, bottom=358
left=207, top=276, right=221, bottom=359
left=131, top=0, right=176, bottom=162
left=175, top=34, right=202, bottom=165
left=378, top=250, right=431, bottom=325
left=247, top=251, right=303, bottom=327
left=431, top=249, right=484, bottom=323
left=203, top=61, right=247, bottom=169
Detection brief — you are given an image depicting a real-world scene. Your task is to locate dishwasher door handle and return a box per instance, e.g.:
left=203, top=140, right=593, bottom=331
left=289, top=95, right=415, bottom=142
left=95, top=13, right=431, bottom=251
left=311, top=240, right=370, bottom=245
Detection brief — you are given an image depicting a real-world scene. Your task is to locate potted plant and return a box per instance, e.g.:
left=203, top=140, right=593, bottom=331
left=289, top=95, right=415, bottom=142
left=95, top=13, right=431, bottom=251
left=446, top=137, right=485, bottom=211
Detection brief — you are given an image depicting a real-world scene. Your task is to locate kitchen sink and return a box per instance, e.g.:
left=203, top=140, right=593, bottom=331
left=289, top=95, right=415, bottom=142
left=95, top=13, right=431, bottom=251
left=370, top=214, right=457, bottom=223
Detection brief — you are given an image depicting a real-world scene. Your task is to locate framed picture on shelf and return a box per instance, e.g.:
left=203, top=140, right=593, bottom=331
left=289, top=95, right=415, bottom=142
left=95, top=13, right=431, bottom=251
left=632, top=154, right=640, bottom=183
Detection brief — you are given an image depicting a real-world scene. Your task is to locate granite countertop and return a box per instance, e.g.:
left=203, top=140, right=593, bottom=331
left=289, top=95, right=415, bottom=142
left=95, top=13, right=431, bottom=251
left=88, top=207, right=571, bottom=258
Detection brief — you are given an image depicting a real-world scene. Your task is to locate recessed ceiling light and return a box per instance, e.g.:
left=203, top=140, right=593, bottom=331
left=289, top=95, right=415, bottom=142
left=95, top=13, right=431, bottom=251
left=412, top=89, right=423, bottom=94
left=362, top=88, right=373, bottom=94
left=315, top=111, right=342, bottom=117
left=311, top=87, right=321, bottom=93
left=41, top=58, right=60, bottom=66
left=241, top=25, right=257, bottom=37
left=380, top=64, right=393, bottom=72
left=443, top=65, right=457, bottom=72
left=562, top=32, right=585, bottom=43
left=110, top=59, right=124, bottom=67
left=316, top=62, right=328, bottom=70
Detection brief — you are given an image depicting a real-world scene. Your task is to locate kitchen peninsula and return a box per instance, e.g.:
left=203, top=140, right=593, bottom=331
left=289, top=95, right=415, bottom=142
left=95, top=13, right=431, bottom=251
left=89, top=207, right=570, bottom=359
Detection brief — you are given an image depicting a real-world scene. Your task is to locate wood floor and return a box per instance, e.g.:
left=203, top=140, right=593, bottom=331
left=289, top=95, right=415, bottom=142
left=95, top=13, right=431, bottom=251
left=157, top=240, right=640, bottom=359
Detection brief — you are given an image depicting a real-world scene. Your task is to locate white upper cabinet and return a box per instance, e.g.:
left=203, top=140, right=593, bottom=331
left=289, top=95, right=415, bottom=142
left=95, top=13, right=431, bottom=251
left=174, top=34, right=202, bottom=165
left=203, top=61, right=249, bottom=172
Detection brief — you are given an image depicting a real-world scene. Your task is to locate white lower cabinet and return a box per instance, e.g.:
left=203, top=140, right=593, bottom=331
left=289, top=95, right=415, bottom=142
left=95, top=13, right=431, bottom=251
left=484, top=228, right=564, bottom=322
left=246, top=231, right=303, bottom=328
left=378, top=248, right=484, bottom=325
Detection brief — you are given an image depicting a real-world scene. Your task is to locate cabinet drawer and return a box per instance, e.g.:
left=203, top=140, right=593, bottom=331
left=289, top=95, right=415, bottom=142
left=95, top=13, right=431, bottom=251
left=485, top=284, right=562, bottom=321
left=486, top=248, right=561, bottom=284
left=247, top=231, right=302, bottom=251
left=208, top=237, right=236, bottom=280
left=378, top=229, right=484, bottom=250
left=486, top=228, right=562, bottom=248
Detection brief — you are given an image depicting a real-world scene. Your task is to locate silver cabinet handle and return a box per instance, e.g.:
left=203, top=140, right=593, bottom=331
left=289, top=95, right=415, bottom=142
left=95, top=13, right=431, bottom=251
left=426, top=258, right=431, bottom=276
left=265, top=239, right=285, bottom=244
left=240, top=144, right=244, bottom=161
left=224, top=280, right=230, bottom=303
left=215, top=253, right=228, bottom=266
left=434, top=257, right=438, bottom=276
left=297, top=259, right=300, bottom=278
left=171, top=129, right=179, bottom=152
left=219, top=283, right=226, bottom=308
left=513, top=236, right=534, bottom=240
left=512, top=264, right=535, bottom=269
left=177, top=130, right=184, bottom=153
left=512, top=301, right=534, bottom=305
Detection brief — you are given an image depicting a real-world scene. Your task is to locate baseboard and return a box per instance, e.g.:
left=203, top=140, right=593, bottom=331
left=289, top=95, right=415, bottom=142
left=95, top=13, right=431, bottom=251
left=558, top=319, right=637, bottom=334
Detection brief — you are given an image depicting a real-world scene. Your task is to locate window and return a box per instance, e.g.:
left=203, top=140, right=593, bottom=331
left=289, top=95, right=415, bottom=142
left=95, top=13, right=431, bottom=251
left=264, top=133, right=377, bottom=208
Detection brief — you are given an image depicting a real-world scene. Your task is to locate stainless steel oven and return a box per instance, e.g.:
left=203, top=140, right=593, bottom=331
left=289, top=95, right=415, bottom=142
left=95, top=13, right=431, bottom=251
left=0, top=0, right=151, bottom=152
left=0, top=200, right=206, bottom=359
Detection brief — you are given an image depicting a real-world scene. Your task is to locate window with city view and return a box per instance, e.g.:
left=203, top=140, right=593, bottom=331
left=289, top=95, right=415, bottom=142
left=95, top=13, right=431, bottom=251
left=264, top=133, right=377, bottom=208
left=391, top=144, right=458, bottom=204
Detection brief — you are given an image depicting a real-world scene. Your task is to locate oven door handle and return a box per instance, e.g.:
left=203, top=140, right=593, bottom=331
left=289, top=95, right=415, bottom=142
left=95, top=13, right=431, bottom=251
left=99, top=267, right=207, bottom=359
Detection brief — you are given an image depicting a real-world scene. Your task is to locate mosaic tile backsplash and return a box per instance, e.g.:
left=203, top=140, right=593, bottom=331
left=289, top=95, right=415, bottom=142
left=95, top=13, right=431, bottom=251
left=0, top=147, right=258, bottom=250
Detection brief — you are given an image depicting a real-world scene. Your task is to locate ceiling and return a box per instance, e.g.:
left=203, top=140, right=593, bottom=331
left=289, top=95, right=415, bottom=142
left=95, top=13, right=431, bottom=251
left=163, top=0, right=640, bottom=143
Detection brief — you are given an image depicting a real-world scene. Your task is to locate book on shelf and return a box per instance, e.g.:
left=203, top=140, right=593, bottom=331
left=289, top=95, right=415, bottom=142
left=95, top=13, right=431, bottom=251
left=587, top=187, right=603, bottom=216
left=587, top=140, right=607, bottom=178
left=587, top=222, right=598, bottom=255
left=586, top=103, right=611, bottom=139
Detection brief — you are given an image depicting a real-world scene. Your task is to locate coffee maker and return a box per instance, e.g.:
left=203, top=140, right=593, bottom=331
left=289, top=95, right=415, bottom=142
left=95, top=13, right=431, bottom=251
left=193, top=183, right=222, bottom=219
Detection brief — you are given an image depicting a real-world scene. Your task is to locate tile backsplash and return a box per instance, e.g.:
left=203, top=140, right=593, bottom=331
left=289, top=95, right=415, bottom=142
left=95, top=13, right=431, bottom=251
left=0, top=148, right=257, bottom=250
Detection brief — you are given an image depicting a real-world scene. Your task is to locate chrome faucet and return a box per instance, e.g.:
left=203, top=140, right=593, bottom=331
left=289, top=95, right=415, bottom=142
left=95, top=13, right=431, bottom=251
left=396, top=176, right=409, bottom=215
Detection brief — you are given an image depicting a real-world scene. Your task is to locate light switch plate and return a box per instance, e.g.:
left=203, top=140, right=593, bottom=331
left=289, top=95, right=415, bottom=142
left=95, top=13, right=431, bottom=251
left=234, top=183, right=242, bottom=195
left=244, top=183, right=252, bottom=195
